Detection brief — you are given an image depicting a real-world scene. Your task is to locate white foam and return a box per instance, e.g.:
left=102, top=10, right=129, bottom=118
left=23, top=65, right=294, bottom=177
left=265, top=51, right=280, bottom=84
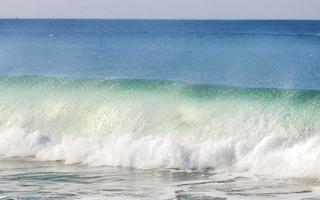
left=1, top=127, right=320, bottom=178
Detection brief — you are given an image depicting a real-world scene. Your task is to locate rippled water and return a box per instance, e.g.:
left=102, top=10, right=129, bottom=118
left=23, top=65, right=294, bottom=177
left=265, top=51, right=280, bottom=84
left=0, top=157, right=319, bottom=200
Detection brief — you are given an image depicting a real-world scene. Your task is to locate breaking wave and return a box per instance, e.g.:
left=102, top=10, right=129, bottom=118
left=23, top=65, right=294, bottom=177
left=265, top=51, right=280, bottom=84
left=0, top=76, right=320, bottom=177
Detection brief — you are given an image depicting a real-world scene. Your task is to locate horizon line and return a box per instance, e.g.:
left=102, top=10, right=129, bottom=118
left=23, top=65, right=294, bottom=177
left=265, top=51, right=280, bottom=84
left=0, top=17, right=320, bottom=21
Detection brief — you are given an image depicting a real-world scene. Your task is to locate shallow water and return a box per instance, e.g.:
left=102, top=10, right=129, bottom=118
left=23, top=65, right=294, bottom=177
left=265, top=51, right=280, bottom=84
left=1, top=157, right=320, bottom=200
left=0, top=158, right=320, bottom=200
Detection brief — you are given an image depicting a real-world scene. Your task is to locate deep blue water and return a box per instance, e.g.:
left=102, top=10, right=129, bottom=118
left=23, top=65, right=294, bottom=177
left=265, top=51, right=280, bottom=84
left=0, top=19, right=320, bottom=89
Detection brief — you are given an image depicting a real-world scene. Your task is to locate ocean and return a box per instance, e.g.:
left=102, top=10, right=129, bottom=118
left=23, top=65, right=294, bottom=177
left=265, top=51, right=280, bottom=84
left=0, top=19, right=320, bottom=199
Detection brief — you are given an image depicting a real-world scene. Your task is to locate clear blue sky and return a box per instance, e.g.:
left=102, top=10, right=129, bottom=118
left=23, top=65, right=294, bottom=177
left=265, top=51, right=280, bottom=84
left=0, top=0, right=319, bottom=19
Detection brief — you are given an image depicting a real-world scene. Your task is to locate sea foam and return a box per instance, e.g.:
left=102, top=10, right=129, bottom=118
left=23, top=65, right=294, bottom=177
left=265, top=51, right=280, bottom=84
left=1, top=127, right=320, bottom=178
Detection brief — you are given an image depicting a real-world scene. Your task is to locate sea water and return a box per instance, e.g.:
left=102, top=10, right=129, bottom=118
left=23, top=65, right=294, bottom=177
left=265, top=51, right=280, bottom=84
left=0, top=19, right=320, bottom=199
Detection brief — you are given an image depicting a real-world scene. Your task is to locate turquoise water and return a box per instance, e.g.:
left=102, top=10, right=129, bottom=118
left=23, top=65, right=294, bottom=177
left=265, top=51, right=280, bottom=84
left=1, top=20, right=320, bottom=199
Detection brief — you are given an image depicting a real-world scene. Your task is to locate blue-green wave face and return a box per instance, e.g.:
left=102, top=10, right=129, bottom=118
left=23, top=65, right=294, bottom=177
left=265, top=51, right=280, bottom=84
left=0, top=75, right=319, bottom=137
left=0, top=76, right=320, bottom=177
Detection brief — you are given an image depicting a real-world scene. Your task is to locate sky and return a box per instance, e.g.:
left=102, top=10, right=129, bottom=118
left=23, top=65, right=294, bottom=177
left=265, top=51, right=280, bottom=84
left=0, top=0, right=319, bottom=19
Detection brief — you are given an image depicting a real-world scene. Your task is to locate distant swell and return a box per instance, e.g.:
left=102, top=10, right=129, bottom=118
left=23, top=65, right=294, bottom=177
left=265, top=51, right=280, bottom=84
left=0, top=76, right=320, bottom=177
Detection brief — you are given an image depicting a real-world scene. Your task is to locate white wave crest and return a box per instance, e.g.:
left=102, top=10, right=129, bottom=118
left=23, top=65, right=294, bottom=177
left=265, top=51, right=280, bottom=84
left=1, top=127, right=320, bottom=178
